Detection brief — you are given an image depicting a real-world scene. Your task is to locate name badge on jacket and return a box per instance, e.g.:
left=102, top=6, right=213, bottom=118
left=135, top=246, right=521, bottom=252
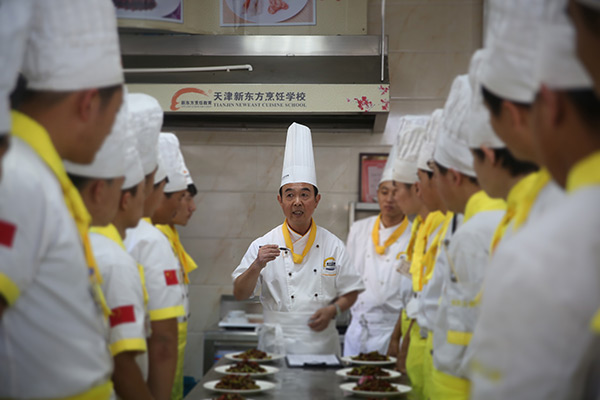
left=322, top=257, right=337, bottom=276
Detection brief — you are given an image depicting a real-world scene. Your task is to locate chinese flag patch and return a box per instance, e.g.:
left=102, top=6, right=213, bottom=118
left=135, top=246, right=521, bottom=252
left=164, top=269, right=179, bottom=286
left=109, top=305, right=136, bottom=327
left=0, top=220, right=16, bottom=248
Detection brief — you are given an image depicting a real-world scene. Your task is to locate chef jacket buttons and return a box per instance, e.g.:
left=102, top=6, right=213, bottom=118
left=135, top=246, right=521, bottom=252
left=316, top=244, right=319, bottom=248
left=314, top=293, right=318, bottom=297
left=313, top=269, right=317, bottom=273
left=291, top=295, right=295, bottom=299
left=288, top=272, right=292, bottom=277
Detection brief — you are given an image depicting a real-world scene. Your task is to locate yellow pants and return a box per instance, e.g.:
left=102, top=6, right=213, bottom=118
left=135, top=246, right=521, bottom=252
left=401, top=309, right=411, bottom=339
left=406, top=321, right=426, bottom=400
left=430, top=366, right=470, bottom=400
left=62, top=381, right=113, bottom=400
left=171, top=321, right=188, bottom=400
left=422, top=331, right=434, bottom=400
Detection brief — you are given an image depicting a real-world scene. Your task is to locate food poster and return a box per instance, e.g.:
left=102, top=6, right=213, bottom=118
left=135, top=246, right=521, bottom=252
left=113, top=0, right=183, bottom=23
left=221, top=0, right=316, bottom=26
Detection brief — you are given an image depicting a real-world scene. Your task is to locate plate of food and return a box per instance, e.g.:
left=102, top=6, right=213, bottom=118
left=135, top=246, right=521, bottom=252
left=340, top=351, right=397, bottom=365
left=225, top=0, right=309, bottom=24
left=339, top=377, right=412, bottom=398
left=224, top=349, right=284, bottom=363
left=206, top=394, right=250, bottom=400
left=113, top=0, right=181, bottom=18
left=215, top=361, right=279, bottom=377
left=204, top=375, right=275, bottom=394
left=335, top=365, right=401, bottom=380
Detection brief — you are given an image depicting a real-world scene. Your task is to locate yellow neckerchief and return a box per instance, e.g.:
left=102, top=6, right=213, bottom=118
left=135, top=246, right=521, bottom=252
left=566, top=150, right=600, bottom=193
left=90, top=224, right=149, bottom=306
left=409, top=211, right=445, bottom=292
left=155, top=224, right=197, bottom=284
left=371, top=214, right=410, bottom=255
left=403, top=215, right=423, bottom=262
left=11, top=111, right=111, bottom=318
left=282, top=218, right=317, bottom=264
left=422, top=212, right=455, bottom=286
left=512, top=169, right=552, bottom=231
left=490, top=172, right=539, bottom=254
left=463, top=190, right=506, bottom=224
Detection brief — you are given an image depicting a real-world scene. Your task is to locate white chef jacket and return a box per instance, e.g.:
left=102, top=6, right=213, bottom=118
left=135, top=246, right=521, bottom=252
left=0, top=137, right=112, bottom=398
left=469, top=187, right=600, bottom=400
left=343, top=216, right=412, bottom=356
left=125, top=219, right=186, bottom=323
left=432, top=208, right=504, bottom=378
left=232, top=223, right=364, bottom=354
left=91, top=226, right=149, bottom=380
left=418, top=213, right=463, bottom=334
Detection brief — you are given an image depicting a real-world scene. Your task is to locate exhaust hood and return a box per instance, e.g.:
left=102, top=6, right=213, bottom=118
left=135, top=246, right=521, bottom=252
left=121, top=35, right=389, bottom=132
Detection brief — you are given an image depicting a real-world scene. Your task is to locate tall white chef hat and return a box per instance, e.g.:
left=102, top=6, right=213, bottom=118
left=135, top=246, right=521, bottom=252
left=535, top=20, right=593, bottom=91
left=379, top=142, right=399, bottom=185
left=576, top=0, right=600, bottom=9
left=434, top=75, right=477, bottom=177
left=22, top=0, right=123, bottom=91
left=64, top=93, right=129, bottom=179
left=418, top=109, right=444, bottom=172
left=121, top=131, right=144, bottom=190
left=468, top=50, right=505, bottom=149
left=154, top=148, right=168, bottom=185
left=127, top=93, right=164, bottom=176
left=390, top=121, right=426, bottom=184
left=182, top=158, right=194, bottom=186
left=159, top=133, right=188, bottom=193
left=0, top=1, right=31, bottom=134
left=280, top=122, right=318, bottom=190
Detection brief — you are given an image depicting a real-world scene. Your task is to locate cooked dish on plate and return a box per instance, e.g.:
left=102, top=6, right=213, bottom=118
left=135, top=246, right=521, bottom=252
left=226, top=361, right=267, bottom=374
left=354, top=377, right=398, bottom=393
left=232, top=349, right=272, bottom=360
left=215, top=375, right=259, bottom=391
left=351, top=351, right=390, bottom=362
left=213, top=394, right=246, bottom=400
left=347, top=365, right=391, bottom=377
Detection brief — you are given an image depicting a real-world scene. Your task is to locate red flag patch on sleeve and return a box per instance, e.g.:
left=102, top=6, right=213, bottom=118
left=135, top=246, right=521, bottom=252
left=109, top=305, right=136, bottom=327
left=164, top=269, right=179, bottom=286
left=0, top=220, right=16, bottom=248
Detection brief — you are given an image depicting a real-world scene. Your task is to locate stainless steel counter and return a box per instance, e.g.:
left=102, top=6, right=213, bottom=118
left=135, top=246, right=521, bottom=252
left=188, top=356, right=411, bottom=399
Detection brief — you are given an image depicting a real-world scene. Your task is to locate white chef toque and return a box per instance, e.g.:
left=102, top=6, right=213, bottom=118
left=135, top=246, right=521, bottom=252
left=535, top=20, right=593, bottom=91
left=390, top=121, right=426, bottom=184
left=121, top=133, right=144, bottom=190
left=182, top=159, right=194, bottom=186
left=280, top=122, right=318, bottom=190
left=0, top=0, right=32, bottom=134
left=127, top=93, right=164, bottom=176
left=379, top=142, right=398, bottom=185
left=159, top=133, right=188, bottom=193
left=64, top=93, right=129, bottom=179
left=576, top=0, right=600, bottom=10
left=433, top=75, right=477, bottom=177
left=22, top=0, right=123, bottom=91
left=154, top=149, right=168, bottom=185
left=418, top=109, right=444, bottom=173
left=468, top=50, right=505, bottom=149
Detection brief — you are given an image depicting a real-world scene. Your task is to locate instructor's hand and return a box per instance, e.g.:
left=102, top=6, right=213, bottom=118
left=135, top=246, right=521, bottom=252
left=308, top=305, right=336, bottom=332
left=256, top=245, right=281, bottom=268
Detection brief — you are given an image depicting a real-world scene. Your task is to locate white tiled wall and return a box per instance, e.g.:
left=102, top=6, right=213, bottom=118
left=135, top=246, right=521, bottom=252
left=178, top=0, right=483, bottom=379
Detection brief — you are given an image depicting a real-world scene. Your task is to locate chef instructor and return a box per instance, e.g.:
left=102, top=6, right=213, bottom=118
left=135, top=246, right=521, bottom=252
left=232, top=122, right=364, bottom=355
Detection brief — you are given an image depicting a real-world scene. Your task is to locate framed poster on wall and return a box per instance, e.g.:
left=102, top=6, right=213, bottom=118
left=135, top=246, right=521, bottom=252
left=221, top=0, right=316, bottom=27
left=359, top=153, right=388, bottom=203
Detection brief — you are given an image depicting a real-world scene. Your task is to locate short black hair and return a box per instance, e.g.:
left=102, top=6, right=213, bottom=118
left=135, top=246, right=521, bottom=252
left=68, top=173, right=114, bottom=191
left=123, top=184, right=138, bottom=197
left=419, top=169, right=433, bottom=179
left=154, top=176, right=168, bottom=189
left=434, top=161, right=478, bottom=185
left=278, top=185, right=319, bottom=198
left=575, top=2, right=600, bottom=35
left=187, top=183, right=198, bottom=197
left=471, top=147, right=539, bottom=177
left=565, top=89, right=600, bottom=132
left=481, top=85, right=531, bottom=117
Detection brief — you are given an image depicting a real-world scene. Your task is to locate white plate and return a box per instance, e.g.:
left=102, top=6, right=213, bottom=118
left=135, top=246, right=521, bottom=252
left=224, top=351, right=285, bottom=363
left=114, top=0, right=181, bottom=18
left=204, top=379, right=275, bottom=394
left=335, top=367, right=401, bottom=380
left=225, top=0, right=309, bottom=24
left=339, top=382, right=412, bottom=398
left=340, top=355, right=397, bottom=366
left=215, top=364, right=279, bottom=377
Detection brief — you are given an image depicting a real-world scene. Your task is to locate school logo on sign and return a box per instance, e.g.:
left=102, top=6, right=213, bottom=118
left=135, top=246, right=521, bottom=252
left=170, top=88, right=213, bottom=111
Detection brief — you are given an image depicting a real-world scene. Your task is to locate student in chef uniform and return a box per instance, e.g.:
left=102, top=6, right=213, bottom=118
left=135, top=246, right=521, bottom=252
left=569, top=0, right=600, bottom=96
left=343, top=127, right=418, bottom=357
left=429, top=74, right=506, bottom=400
left=467, top=49, right=539, bottom=252
left=0, top=0, right=31, bottom=179
left=125, top=132, right=189, bottom=400
left=155, top=158, right=198, bottom=400
left=232, top=122, right=364, bottom=356
left=469, top=13, right=600, bottom=400
left=0, top=0, right=123, bottom=398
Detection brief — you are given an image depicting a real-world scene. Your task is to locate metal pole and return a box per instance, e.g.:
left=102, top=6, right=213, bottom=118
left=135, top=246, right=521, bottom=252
left=381, top=0, right=386, bottom=82
left=124, top=64, right=254, bottom=74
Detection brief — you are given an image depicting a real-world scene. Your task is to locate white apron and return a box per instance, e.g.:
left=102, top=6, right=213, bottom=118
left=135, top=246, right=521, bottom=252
left=344, top=312, right=399, bottom=356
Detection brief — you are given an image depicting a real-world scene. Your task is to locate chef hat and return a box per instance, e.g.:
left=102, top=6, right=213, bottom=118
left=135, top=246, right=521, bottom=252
left=0, top=1, right=32, bottom=134
left=389, top=122, right=426, bottom=184
left=280, top=122, right=318, bottom=190
left=159, top=133, right=187, bottom=193
left=64, top=93, right=129, bottom=179
left=182, top=159, right=194, bottom=186
left=576, top=0, right=600, bottom=9
left=418, top=109, right=444, bottom=172
left=127, top=93, right=163, bottom=176
left=434, top=75, right=476, bottom=177
left=468, top=50, right=505, bottom=149
left=379, top=143, right=398, bottom=185
left=535, top=21, right=593, bottom=91
left=154, top=149, right=168, bottom=185
left=22, top=0, right=123, bottom=91
left=121, top=138, right=144, bottom=191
